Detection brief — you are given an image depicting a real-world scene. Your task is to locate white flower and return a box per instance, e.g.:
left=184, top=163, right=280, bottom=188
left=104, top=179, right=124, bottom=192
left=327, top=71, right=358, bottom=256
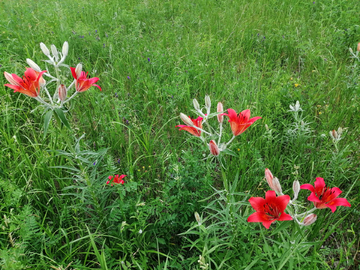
left=138, top=229, right=143, bottom=234
left=289, top=100, right=302, bottom=112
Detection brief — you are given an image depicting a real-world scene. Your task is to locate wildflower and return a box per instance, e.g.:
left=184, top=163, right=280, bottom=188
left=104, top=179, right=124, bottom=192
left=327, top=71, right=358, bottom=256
left=272, top=177, right=283, bottom=195
left=205, top=95, right=211, bottom=115
left=40, top=42, right=50, bottom=56
left=292, top=180, right=300, bottom=201
left=58, top=84, right=67, bottom=101
left=217, top=102, right=224, bottom=123
left=357, top=42, right=360, bottom=52
left=59, top=42, right=68, bottom=58
left=4, top=68, right=46, bottom=98
left=176, top=115, right=203, bottom=137
left=26, top=59, right=42, bottom=72
left=300, top=177, right=351, bottom=212
left=127, top=76, right=130, bottom=80
left=106, top=174, right=126, bottom=186
left=220, top=109, right=261, bottom=136
left=302, top=213, right=317, bottom=226
left=330, top=127, right=343, bottom=142
left=194, top=212, right=202, bottom=225
left=289, top=100, right=302, bottom=112
left=148, top=58, right=150, bottom=62
left=265, top=168, right=275, bottom=190
left=247, top=190, right=293, bottom=229
left=70, top=67, right=102, bottom=92
left=51, top=44, right=59, bottom=62
left=193, top=98, right=200, bottom=111
left=294, top=84, right=299, bottom=87
left=209, top=140, right=220, bottom=156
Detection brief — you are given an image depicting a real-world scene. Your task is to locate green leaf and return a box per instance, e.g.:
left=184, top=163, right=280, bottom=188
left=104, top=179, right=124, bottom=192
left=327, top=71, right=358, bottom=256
left=43, top=110, right=53, bottom=139
left=54, top=108, right=71, bottom=129
left=221, top=148, right=238, bottom=157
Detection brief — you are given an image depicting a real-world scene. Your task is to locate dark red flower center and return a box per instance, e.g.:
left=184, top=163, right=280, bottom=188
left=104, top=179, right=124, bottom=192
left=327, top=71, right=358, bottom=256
left=316, top=186, right=335, bottom=202
left=263, top=202, right=280, bottom=220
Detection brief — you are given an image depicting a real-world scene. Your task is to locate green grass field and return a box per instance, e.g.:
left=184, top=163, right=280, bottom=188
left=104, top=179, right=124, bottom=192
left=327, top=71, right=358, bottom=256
left=0, top=0, right=359, bottom=269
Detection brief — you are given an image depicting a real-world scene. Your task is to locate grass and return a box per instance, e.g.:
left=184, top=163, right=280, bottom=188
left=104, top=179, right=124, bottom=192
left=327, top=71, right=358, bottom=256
left=0, top=0, right=359, bottom=269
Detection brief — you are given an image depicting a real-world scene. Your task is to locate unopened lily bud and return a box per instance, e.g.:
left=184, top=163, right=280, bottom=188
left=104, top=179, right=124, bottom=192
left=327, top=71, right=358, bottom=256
left=62, top=41, right=69, bottom=57
left=40, top=42, right=50, bottom=56
left=302, top=213, right=317, bottom=226
left=205, top=95, right=211, bottom=112
left=75, top=63, right=82, bottom=78
left=194, top=212, right=201, bottom=225
left=51, top=44, right=59, bottom=61
left=265, top=168, right=275, bottom=190
left=217, top=102, right=224, bottom=123
left=265, top=124, right=269, bottom=131
left=193, top=98, right=200, bottom=110
left=349, top=48, right=354, bottom=54
left=292, top=180, right=300, bottom=201
left=58, top=84, right=67, bottom=101
left=209, top=140, right=220, bottom=156
left=180, top=113, right=194, bottom=127
left=337, top=127, right=343, bottom=136
left=26, top=59, right=42, bottom=72
left=357, top=42, right=360, bottom=52
left=272, top=177, right=282, bottom=195
left=330, top=129, right=338, bottom=140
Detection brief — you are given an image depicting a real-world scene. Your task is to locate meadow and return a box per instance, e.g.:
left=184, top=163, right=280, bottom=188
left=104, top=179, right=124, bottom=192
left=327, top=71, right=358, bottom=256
left=0, top=0, right=359, bottom=269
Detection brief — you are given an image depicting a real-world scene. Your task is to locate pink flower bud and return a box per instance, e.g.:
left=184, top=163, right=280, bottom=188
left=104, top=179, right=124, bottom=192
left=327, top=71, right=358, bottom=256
left=357, top=42, right=360, bottom=52
left=330, top=129, right=338, bottom=140
left=209, top=140, right=220, bottom=156
left=272, top=177, right=283, bottom=195
left=302, top=213, right=317, bottom=226
left=265, top=168, right=275, bottom=190
left=58, top=84, right=67, bottom=101
left=217, top=102, right=224, bottom=123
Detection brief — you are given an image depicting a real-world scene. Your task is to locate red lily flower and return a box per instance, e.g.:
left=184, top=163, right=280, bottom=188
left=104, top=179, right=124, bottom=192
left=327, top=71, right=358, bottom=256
left=4, top=68, right=46, bottom=98
left=247, top=190, right=293, bottom=229
left=106, top=174, right=126, bottom=186
left=70, top=67, right=102, bottom=92
left=220, top=109, right=261, bottom=136
left=300, top=177, right=351, bottom=213
left=176, top=116, right=203, bottom=137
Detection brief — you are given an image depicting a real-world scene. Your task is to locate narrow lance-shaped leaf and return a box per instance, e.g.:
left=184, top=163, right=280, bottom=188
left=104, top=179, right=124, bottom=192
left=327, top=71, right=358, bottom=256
left=54, top=108, right=71, bottom=129
left=43, top=110, right=53, bottom=139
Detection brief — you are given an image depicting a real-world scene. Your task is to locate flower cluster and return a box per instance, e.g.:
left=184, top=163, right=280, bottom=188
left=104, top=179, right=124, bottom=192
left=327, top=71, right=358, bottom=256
left=106, top=174, right=126, bottom=186
left=247, top=168, right=351, bottom=229
left=176, top=96, right=261, bottom=157
left=3, top=41, right=101, bottom=109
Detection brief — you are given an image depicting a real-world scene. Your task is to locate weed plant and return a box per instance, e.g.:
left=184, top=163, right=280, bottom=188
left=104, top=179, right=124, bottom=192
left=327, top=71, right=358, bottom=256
left=0, top=0, right=359, bottom=269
